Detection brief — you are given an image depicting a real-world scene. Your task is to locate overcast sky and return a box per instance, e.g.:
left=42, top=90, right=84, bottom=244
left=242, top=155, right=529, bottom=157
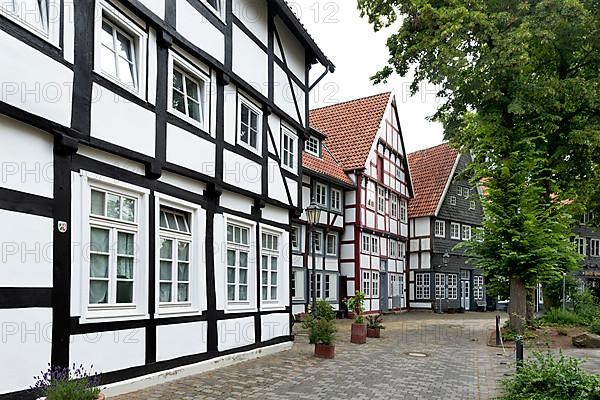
left=291, top=1, right=445, bottom=152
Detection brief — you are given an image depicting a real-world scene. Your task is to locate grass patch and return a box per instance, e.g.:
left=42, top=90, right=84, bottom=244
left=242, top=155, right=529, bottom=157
left=540, top=308, right=585, bottom=326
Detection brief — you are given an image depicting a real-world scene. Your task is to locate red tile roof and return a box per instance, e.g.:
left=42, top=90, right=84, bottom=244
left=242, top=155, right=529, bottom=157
left=302, top=143, right=354, bottom=186
left=407, top=143, right=459, bottom=218
left=309, top=92, right=391, bottom=171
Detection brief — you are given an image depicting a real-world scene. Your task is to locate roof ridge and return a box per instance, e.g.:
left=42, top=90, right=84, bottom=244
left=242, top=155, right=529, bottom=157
left=310, top=91, right=391, bottom=112
left=408, top=142, right=453, bottom=156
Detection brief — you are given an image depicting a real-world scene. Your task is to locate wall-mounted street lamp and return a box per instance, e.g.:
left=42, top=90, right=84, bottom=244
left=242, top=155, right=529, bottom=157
left=305, top=199, right=321, bottom=315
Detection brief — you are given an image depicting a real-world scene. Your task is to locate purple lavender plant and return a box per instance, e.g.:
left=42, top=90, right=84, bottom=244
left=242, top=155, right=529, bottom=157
left=32, top=364, right=102, bottom=400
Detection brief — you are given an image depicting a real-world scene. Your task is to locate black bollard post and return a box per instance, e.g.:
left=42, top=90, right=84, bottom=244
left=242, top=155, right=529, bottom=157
left=495, top=315, right=501, bottom=346
left=515, top=335, right=524, bottom=370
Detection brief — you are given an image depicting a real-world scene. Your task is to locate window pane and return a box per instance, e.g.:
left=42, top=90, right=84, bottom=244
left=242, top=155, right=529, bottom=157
left=160, top=238, right=173, bottom=260
left=117, top=56, right=135, bottom=87
left=271, top=286, right=277, bottom=300
left=240, top=123, right=249, bottom=144
left=241, top=228, right=248, bottom=244
left=185, top=78, right=200, bottom=101
left=90, top=228, right=109, bottom=252
left=89, top=280, right=108, bottom=304
left=116, top=281, right=133, bottom=303
left=250, top=111, right=257, bottom=130
left=239, top=268, right=247, bottom=284
left=227, top=225, right=233, bottom=242
left=160, top=283, right=172, bottom=302
left=122, top=198, right=135, bottom=222
left=176, top=215, right=189, bottom=232
left=241, top=104, right=249, bottom=125
left=187, top=100, right=201, bottom=122
left=262, top=271, right=268, bottom=282
left=91, top=190, right=105, bottom=216
left=178, top=263, right=189, bottom=281
left=250, top=130, right=257, bottom=148
left=160, top=261, right=172, bottom=281
left=166, top=212, right=177, bottom=230
left=177, top=283, right=189, bottom=302
left=172, top=90, right=186, bottom=113
left=262, top=286, right=268, bottom=300
left=90, top=254, right=109, bottom=278
left=173, top=69, right=184, bottom=91
left=101, top=21, right=113, bottom=46
left=117, top=257, right=133, bottom=279
left=117, top=232, right=134, bottom=255
left=239, top=285, right=247, bottom=301
left=227, top=250, right=235, bottom=266
left=115, top=31, right=133, bottom=61
left=271, top=257, right=277, bottom=271
left=106, top=193, right=121, bottom=219
left=178, top=242, right=189, bottom=261
left=159, top=212, right=168, bottom=229
left=239, top=252, right=248, bottom=268
left=100, top=45, right=118, bottom=77
left=227, top=267, right=236, bottom=284
left=227, top=285, right=235, bottom=301
left=262, top=255, right=268, bottom=270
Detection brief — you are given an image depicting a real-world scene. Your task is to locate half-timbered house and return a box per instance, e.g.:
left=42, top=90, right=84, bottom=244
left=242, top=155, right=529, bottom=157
left=0, top=0, right=333, bottom=397
left=407, top=144, right=485, bottom=311
left=310, top=92, right=413, bottom=313
left=291, top=128, right=354, bottom=315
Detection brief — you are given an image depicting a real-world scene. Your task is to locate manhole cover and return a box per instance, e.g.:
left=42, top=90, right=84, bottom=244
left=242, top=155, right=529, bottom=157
left=406, top=352, right=429, bottom=358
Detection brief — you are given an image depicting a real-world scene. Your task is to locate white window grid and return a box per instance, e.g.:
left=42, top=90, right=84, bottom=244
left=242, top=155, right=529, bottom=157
left=435, top=273, right=446, bottom=300
left=416, top=273, right=430, bottom=300
left=473, top=276, right=484, bottom=300
left=448, top=274, right=458, bottom=299
left=261, top=231, right=279, bottom=302
left=372, top=272, right=379, bottom=297
left=324, top=274, right=331, bottom=299
left=331, top=188, right=342, bottom=212
left=400, top=199, right=407, bottom=222
left=362, top=233, right=370, bottom=253
left=378, top=187, right=386, bottom=213
left=226, top=223, right=251, bottom=303
left=391, top=193, right=399, bottom=219
left=291, top=225, right=301, bottom=251
left=362, top=271, right=371, bottom=296
left=371, top=236, right=379, bottom=256
left=435, top=220, right=445, bottom=238
left=578, top=237, right=587, bottom=255
left=316, top=182, right=328, bottom=207
left=449, top=196, right=457, bottom=206
left=326, top=233, right=337, bottom=256
left=305, top=136, right=320, bottom=156
left=451, top=223, right=461, bottom=239
left=238, top=96, right=262, bottom=153
left=281, top=127, right=297, bottom=172
left=366, top=181, right=376, bottom=209
left=591, top=239, right=600, bottom=257
left=462, top=225, right=472, bottom=240
left=469, top=200, right=476, bottom=210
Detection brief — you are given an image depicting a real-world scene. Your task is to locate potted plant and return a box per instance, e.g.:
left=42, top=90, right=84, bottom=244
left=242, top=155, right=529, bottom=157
left=313, top=317, right=337, bottom=359
left=345, top=291, right=367, bottom=344
left=33, top=364, right=103, bottom=400
left=302, top=300, right=337, bottom=344
left=366, top=314, right=385, bottom=338
left=343, top=297, right=356, bottom=319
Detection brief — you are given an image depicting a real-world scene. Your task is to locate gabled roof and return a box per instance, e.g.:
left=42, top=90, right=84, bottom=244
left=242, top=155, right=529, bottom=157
left=302, top=144, right=354, bottom=187
left=407, top=143, right=460, bottom=218
left=309, top=92, right=391, bottom=171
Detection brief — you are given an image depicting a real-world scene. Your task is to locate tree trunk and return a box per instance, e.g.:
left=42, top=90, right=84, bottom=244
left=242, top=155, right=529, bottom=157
left=509, top=276, right=527, bottom=333
left=526, top=288, right=535, bottom=326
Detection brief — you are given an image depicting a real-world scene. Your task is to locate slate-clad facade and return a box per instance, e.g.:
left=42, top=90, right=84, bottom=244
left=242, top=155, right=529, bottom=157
left=0, top=0, right=333, bottom=397
left=572, top=214, right=600, bottom=292
left=407, top=144, right=485, bottom=311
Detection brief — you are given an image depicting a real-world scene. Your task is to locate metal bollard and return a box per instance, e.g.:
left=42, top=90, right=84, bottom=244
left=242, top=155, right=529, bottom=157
left=495, top=315, right=501, bottom=346
left=515, top=335, right=524, bottom=369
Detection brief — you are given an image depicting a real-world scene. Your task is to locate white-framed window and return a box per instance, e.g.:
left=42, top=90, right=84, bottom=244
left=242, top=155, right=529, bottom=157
left=95, top=2, right=147, bottom=96
left=390, top=240, right=397, bottom=258
left=238, top=96, right=262, bottom=153
left=158, top=208, right=192, bottom=306
left=469, top=200, right=476, bottom=210
left=395, top=166, right=403, bottom=180
left=399, top=198, right=407, bottom=222
left=310, top=231, right=323, bottom=254
left=371, top=236, right=379, bottom=256
left=449, top=196, right=457, bottom=206
left=202, top=0, right=223, bottom=18
left=362, top=233, right=370, bottom=253
left=362, top=271, right=370, bottom=296
left=305, top=136, right=320, bottom=156
left=461, top=270, right=470, bottom=280
left=390, top=193, right=399, bottom=219
left=378, top=186, right=386, bottom=214
left=291, top=270, right=296, bottom=299
left=399, top=241, right=406, bottom=258
left=291, top=225, right=301, bottom=252
left=292, top=269, right=304, bottom=301
left=310, top=273, right=323, bottom=298
left=261, top=231, right=280, bottom=302
left=372, top=272, right=379, bottom=297
left=416, top=273, right=430, bottom=300
left=366, top=180, right=376, bottom=209
left=577, top=237, right=587, bottom=255
left=0, top=0, right=60, bottom=43
left=226, top=223, right=251, bottom=303
left=451, top=222, right=461, bottom=239
left=77, top=172, right=149, bottom=323
left=457, top=187, right=463, bottom=196
left=473, top=276, right=484, bottom=300
left=168, top=51, right=210, bottom=130
left=324, top=274, right=332, bottom=299
left=281, top=126, right=297, bottom=172
left=463, top=187, right=470, bottom=198
left=462, top=225, right=472, bottom=241
left=326, top=233, right=337, bottom=256
left=435, top=220, right=445, bottom=238
left=448, top=274, right=458, bottom=299
left=315, top=182, right=328, bottom=207
left=435, top=273, right=446, bottom=300
left=331, top=188, right=342, bottom=212
left=591, top=239, right=600, bottom=257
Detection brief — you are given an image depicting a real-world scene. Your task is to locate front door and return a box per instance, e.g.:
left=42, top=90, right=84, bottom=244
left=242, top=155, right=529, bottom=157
left=461, top=280, right=471, bottom=310
left=380, top=260, right=389, bottom=312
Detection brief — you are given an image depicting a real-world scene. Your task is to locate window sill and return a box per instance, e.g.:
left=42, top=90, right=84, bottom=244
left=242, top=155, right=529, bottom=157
left=224, top=304, right=258, bottom=314
left=79, top=310, right=149, bottom=325
left=94, top=69, right=146, bottom=101
left=0, top=10, right=60, bottom=48
left=156, top=306, right=203, bottom=319
left=260, top=303, right=286, bottom=312
left=167, top=109, right=209, bottom=133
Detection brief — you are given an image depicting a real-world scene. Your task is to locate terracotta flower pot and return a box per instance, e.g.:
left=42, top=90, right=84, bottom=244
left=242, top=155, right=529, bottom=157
left=346, top=311, right=356, bottom=320
left=367, top=327, right=381, bottom=338
left=351, top=323, right=367, bottom=344
left=314, top=343, right=335, bottom=359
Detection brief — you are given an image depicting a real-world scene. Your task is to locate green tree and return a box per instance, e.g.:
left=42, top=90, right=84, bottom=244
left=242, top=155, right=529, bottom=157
left=357, top=0, right=600, bottom=330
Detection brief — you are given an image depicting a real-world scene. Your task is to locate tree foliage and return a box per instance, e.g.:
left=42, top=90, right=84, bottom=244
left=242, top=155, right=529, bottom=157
left=357, top=0, right=600, bottom=328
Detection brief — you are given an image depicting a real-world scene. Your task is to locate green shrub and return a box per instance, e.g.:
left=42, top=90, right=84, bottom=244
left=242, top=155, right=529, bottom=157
left=33, top=365, right=101, bottom=400
left=541, top=308, right=585, bottom=326
left=590, top=318, right=600, bottom=335
left=500, top=352, right=600, bottom=400
left=303, top=300, right=337, bottom=344
left=572, top=290, right=600, bottom=325
left=314, top=299, right=336, bottom=321
left=366, top=314, right=385, bottom=329
left=344, top=291, right=366, bottom=324
left=314, top=318, right=337, bottom=345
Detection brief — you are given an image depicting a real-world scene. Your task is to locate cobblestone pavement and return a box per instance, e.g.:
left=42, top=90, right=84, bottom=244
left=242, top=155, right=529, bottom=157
left=111, top=312, right=598, bottom=400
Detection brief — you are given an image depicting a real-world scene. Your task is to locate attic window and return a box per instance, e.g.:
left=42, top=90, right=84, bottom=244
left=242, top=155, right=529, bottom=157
left=305, top=136, right=320, bottom=157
